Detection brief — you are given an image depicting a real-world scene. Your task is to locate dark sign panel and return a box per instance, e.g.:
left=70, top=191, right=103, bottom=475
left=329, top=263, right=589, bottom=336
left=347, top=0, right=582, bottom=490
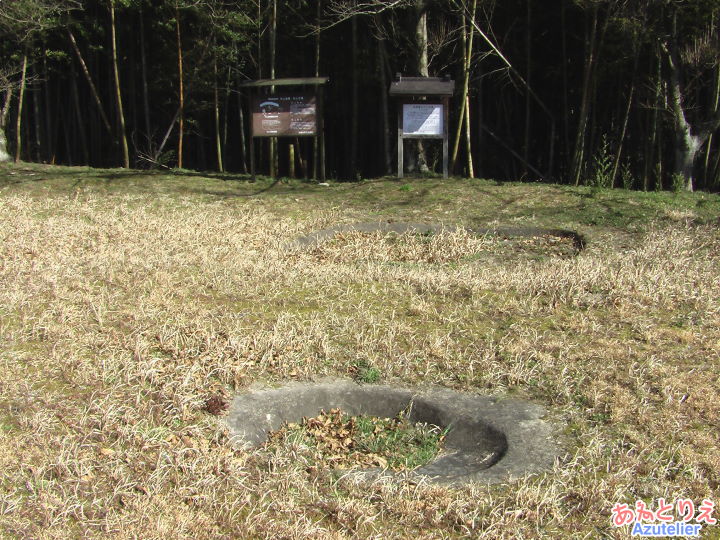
left=252, top=94, right=317, bottom=137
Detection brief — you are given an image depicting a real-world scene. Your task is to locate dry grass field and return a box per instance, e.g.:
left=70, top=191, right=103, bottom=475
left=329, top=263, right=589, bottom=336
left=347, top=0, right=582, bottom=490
left=1, top=163, right=719, bottom=538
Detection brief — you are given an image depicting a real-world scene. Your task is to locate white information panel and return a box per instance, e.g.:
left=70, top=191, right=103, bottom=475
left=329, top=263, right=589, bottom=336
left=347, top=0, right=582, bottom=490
left=402, top=103, right=443, bottom=136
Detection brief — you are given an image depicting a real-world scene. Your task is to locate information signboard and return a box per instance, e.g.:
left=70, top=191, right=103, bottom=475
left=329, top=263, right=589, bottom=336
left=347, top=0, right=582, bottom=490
left=402, top=103, right=443, bottom=136
left=252, top=94, right=317, bottom=137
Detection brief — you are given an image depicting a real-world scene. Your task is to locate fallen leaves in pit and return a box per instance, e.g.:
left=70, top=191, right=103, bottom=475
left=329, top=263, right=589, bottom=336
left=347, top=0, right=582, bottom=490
left=203, top=394, right=230, bottom=416
left=265, top=408, right=446, bottom=471
left=499, top=234, right=577, bottom=257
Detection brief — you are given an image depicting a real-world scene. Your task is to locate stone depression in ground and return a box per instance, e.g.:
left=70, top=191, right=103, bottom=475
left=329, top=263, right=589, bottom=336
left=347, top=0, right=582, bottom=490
left=227, top=381, right=561, bottom=485
left=289, top=221, right=586, bottom=252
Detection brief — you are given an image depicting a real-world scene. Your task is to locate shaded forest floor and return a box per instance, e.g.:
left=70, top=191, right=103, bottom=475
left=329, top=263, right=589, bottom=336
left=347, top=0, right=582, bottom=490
left=1, top=162, right=719, bottom=538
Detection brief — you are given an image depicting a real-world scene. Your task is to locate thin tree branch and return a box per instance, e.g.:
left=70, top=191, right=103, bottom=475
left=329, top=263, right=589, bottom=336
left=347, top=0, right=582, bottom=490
left=67, top=29, right=113, bottom=137
left=451, top=0, right=553, bottom=121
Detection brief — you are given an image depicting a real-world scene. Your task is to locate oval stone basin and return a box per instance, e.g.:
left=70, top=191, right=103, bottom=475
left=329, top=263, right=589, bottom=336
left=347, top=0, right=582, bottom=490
left=226, top=381, right=560, bottom=485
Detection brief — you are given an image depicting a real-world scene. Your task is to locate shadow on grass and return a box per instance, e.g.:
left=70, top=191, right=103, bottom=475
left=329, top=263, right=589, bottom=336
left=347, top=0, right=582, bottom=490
left=0, top=163, right=297, bottom=198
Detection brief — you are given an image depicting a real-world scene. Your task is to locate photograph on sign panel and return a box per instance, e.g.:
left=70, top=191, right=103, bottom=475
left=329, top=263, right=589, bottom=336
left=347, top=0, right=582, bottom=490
left=252, top=94, right=317, bottom=137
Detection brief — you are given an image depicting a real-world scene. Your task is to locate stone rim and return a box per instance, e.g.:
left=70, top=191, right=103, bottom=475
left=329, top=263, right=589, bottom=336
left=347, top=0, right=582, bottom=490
left=226, top=380, right=561, bottom=485
left=288, top=221, right=586, bottom=253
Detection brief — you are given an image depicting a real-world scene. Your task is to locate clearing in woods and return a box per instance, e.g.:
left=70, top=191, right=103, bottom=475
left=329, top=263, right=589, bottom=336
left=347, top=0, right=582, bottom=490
left=1, top=163, right=719, bottom=537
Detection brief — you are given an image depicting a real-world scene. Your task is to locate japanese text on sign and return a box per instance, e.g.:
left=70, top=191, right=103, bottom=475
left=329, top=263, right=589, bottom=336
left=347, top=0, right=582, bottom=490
left=252, top=94, right=317, bottom=137
left=402, top=104, right=443, bottom=136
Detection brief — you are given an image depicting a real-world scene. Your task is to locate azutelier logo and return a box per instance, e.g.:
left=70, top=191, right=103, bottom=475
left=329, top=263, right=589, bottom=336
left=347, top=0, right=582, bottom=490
left=611, top=498, right=715, bottom=538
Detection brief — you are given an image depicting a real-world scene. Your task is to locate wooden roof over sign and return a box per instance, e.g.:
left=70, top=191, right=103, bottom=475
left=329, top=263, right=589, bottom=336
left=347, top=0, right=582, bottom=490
left=389, top=75, right=455, bottom=96
left=239, top=77, right=329, bottom=88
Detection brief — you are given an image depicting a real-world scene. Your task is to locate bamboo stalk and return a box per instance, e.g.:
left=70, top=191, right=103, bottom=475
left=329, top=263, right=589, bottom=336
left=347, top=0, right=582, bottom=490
left=464, top=93, right=474, bottom=177
left=14, top=52, right=28, bottom=162
left=175, top=1, right=184, bottom=169
left=68, top=30, right=113, bottom=137
left=214, top=55, right=223, bottom=172
left=109, top=0, right=129, bottom=168
left=571, top=6, right=599, bottom=186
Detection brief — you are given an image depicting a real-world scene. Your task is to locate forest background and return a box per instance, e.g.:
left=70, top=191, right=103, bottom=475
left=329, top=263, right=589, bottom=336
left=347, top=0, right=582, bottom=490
left=0, top=0, right=719, bottom=192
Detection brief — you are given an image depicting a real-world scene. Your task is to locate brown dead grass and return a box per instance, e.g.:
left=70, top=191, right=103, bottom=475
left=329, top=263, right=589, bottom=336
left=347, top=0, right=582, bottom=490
left=0, top=181, right=718, bottom=538
left=305, top=229, right=577, bottom=264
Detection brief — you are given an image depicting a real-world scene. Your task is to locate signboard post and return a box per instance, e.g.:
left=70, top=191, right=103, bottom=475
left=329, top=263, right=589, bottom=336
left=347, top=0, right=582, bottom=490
left=389, top=75, right=454, bottom=179
left=241, top=77, right=328, bottom=182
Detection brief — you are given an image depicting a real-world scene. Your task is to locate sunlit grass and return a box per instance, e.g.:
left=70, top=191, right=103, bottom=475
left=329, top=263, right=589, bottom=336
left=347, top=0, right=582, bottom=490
left=0, top=162, right=718, bottom=537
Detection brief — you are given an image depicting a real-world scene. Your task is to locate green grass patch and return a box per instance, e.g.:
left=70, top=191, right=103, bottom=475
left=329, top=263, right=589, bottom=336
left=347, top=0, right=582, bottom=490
left=266, top=408, right=447, bottom=471
left=3, top=162, right=719, bottom=236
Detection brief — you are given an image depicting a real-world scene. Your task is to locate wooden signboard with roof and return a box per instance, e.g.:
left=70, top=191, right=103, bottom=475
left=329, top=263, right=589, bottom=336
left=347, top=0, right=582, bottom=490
left=389, top=74, right=455, bottom=179
left=240, top=77, right=329, bottom=181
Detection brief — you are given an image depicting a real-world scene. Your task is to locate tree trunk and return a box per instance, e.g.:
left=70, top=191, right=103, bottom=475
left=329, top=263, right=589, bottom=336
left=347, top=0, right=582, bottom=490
left=376, top=23, right=391, bottom=175
left=674, top=131, right=700, bottom=191
left=611, top=49, right=639, bottom=187
left=571, top=6, right=598, bottom=186
left=237, top=78, right=248, bottom=174
left=451, top=7, right=468, bottom=173
left=222, top=70, right=230, bottom=169
left=664, top=40, right=719, bottom=191
left=71, top=61, right=90, bottom=165
left=68, top=30, right=113, bottom=140
left=62, top=105, right=73, bottom=165
left=42, top=53, right=54, bottom=163
left=269, top=0, right=277, bottom=177
left=451, top=0, right=476, bottom=176
left=139, top=5, right=152, bottom=141
left=32, top=67, right=42, bottom=161
left=712, top=141, right=720, bottom=189
left=410, top=0, right=429, bottom=173
left=610, top=81, right=635, bottom=188
left=643, top=52, right=662, bottom=191
left=175, top=1, right=184, bottom=169
left=213, top=55, right=223, bottom=172
left=109, top=0, right=130, bottom=168
left=464, top=94, right=474, bottom=177
left=15, top=53, right=28, bottom=162
left=255, top=0, right=262, bottom=174
left=476, top=62, right=484, bottom=178
left=415, top=1, right=429, bottom=76
left=350, top=12, right=358, bottom=178
left=0, top=128, right=9, bottom=163
left=523, top=0, right=531, bottom=177
left=560, top=1, right=570, bottom=177
left=313, top=0, right=322, bottom=179
left=703, top=55, right=720, bottom=187
left=0, top=88, right=12, bottom=162
left=294, top=137, right=307, bottom=178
